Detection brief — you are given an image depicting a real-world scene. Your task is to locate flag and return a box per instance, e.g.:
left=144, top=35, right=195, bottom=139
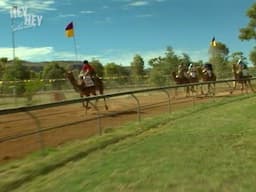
left=210, top=37, right=216, bottom=47
left=65, top=22, right=74, bottom=38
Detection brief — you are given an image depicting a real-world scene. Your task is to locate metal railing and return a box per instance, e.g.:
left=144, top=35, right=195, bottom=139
left=0, top=77, right=255, bottom=162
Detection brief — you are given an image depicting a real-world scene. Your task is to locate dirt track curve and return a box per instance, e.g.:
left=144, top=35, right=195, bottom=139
left=0, top=88, right=244, bottom=163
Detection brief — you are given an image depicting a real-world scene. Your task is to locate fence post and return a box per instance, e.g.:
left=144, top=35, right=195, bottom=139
left=25, top=111, right=45, bottom=154
left=131, top=94, right=141, bottom=122
left=88, top=101, right=102, bottom=135
left=162, top=89, right=171, bottom=113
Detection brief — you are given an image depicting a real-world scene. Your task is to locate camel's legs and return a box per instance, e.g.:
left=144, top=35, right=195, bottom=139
left=103, top=97, right=108, bottom=110
left=208, top=83, right=216, bottom=96
left=249, top=82, right=255, bottom=92
left=185, top=86, right=190, bottom=97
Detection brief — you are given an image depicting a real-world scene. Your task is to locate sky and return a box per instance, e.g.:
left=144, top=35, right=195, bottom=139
left=0, top=0, right=255, bottom=67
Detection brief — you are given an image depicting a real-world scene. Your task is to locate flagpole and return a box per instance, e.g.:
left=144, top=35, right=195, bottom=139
left=11, top=6, right=16, bottom=63
left=65, top=21, right=79, bottom=63
left=72, top=34, right=78, bottom=62
left=12, top=25, right=16, bottom=62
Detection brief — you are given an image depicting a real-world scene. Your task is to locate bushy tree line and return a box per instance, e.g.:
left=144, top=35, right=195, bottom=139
left=239, top=2, right=256, bottom=67
left=0, top=44, right=252, bottom=90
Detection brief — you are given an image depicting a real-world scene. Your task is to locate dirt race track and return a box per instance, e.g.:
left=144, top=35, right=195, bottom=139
left=0, top=87, right=245, bottom=164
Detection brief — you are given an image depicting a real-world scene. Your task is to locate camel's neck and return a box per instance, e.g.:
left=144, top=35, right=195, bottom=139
left=197, top=67, right=203, bottom=78
left=232, top=64, right=240, bottom=78
left=177, top=69, right=186, bottom=78
left=172, top=71, right=177, bottom=78
left=172, top=72, right=180, bottom=82
left=67, top=73, right=82, bottom=91
left=198, top=67, right=208, bottom=81
left=232, top=64, right=237, bottom=73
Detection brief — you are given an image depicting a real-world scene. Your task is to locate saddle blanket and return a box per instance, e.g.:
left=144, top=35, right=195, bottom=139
left=190, top=72, right=196, bottom=78
left=242, top=69, right=249, bottom=77
left=83, top=76, right=95, bottom=87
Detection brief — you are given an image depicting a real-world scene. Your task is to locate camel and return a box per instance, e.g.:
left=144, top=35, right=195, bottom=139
left=187, top=67, right=202, bottom=95
left=230, top=63, right=255, bottom=94
left=66, top=71, right=108, bottom=110
left=171, top=71, right=190, bottom=96
left=172, top=63, right=206, bottom=97
left=197, top=65, right=216, bottom=96
left=171, top=68, right=201, bottom=97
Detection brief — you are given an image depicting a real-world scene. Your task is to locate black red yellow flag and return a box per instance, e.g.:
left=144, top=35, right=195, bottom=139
left=65, top=22, right=74, bottom=38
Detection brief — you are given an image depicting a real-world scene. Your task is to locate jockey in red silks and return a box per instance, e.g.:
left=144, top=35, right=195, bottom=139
left=81, top=60, right=96, bottom=77
left=79, top=60, right=97, bottom=87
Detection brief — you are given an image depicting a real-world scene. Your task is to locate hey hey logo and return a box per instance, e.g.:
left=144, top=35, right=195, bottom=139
left=10, top=5, right=43, bottom=31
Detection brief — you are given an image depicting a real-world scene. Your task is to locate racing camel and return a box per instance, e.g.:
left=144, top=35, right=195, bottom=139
left=197, top=64, right=216, bottom=95
left=66, top=71, right=108, bottom=110
left=172, top=64, right=201, bottom=96
left=171, top=70, right=191, bottom=97
left=230, top=63, right=255, bottom=94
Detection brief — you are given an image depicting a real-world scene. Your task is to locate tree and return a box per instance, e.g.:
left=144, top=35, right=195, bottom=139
left=104, top=62, right=128, bottom=78
left=148, top=47, right=180, bottom=86
left=208, top=41, right=230, bottom=78
left=193, top=60, right=204, bottom=67
left=249, top=47, right=256, bottom=66
left=90, top=60, right=104, bottom=77
left=239, top=3, right=256, bottom=41
left=209, top=42, right=229, bottom=58
left=42, top=62, right=66, bottom=90
left=104, top=62, right=121, bottom=77
left=2, top=59, right=30, bottom=96
left=239, top=3, right=256, bottom=66
left=3, top=59, right=30, bottom=81
left=178, top=53, right=192, bottom=66
left=130, top=54, right=144, bottom=83
left=148, top=57, right=165, bottom=86
left=104, top=62, right=129, bottom=85
left=42, top=62, right=65, bottom=79
left=0, top=57, right=8, bottom=63
left=0, top=57, right=8, bottom=79
left=164, top=46, right=180, bottom=72
left=229, top=52, right=247, bottom=64
left=24, top=79, right=44, bottom=105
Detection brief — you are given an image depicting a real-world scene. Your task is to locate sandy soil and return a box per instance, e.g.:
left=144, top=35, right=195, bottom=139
left=0, top=87, right=243, bottom=163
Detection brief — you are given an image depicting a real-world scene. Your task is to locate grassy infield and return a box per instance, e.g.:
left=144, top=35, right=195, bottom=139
left=1, top=94, right=256, bottom=192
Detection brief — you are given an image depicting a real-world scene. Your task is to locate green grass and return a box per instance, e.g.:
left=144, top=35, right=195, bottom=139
left=1, top=94, right=256, bottom=192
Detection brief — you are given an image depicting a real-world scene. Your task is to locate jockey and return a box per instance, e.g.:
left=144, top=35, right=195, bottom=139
left=203, top=63, right=213, bottom=77
left=237, top=59, right=245, bottom=71
left=81, top=60, right=96, bottom=78
left=236, top=59, right=249, bottom=77
left=188, top=63, right=197, bottom=78
left=79, top=60, right=97, bottom=87
left=237, top=59, right=243, bottom=67
left=241, top=62, right=250, bottom=77
left=177, top=63, right=188, bottom=78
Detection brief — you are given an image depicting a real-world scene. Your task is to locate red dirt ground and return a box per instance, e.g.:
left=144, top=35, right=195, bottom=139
left=0, top=88, right=244, bottom=163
